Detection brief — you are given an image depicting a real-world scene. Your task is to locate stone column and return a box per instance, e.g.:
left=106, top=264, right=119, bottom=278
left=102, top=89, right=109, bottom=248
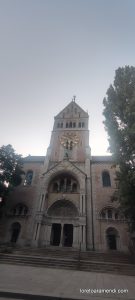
left=73, top=225, right=79, bottom=249
left=60, top=224, right=64, bottom=247
left=82, top=225, right=86, bottom=250
left=79, top=225, right=82, bottom=244
left=46, top=224, right=52, bottom=246
left=80, top=195, right=82, bottom=215
left=83, top=195, right=86, bottom=215
left=32, top=222, right=41, bottom=246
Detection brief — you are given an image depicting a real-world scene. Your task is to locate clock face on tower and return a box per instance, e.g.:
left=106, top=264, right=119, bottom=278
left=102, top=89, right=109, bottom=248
left=60, top=132, right=80, bottom=148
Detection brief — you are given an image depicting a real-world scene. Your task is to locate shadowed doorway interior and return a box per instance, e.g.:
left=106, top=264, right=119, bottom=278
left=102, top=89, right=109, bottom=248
left=10, top=222, right=21, bottom=243
left=63, top=224, right=73, bottom=247
left=51, top=223, right=61, bottom=246
left=106, top=227, right=118, bottom=250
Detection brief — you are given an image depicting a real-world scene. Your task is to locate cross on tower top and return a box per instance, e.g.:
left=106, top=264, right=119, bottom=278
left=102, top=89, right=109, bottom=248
left=72, top=95, right=76, bottom=102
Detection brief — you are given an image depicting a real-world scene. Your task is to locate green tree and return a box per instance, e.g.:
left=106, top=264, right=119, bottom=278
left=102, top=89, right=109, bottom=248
left=0, top=144, right=24, bottom=206
left=103, top=66, right=135, bottom=230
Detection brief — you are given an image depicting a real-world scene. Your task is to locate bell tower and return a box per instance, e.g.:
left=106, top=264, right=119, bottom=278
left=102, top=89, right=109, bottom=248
left=47, top=98, right=90, bottom=164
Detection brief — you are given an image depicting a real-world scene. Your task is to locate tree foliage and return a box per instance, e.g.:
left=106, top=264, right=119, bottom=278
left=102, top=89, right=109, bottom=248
left=103, top=66, right=135, bottom=230
left=0, top=144, right=24, bottom=205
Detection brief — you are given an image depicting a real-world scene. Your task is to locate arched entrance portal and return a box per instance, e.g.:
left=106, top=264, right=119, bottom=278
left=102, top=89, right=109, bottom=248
left=10, top=222, right=21, bottom=243
left=106, top=227, right=118, bottom=250
left=48, top=200, right=78, bottom=247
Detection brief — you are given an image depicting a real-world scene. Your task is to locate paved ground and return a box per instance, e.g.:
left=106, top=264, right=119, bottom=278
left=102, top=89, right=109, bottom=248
left=0, top=263, right=135, bottom=300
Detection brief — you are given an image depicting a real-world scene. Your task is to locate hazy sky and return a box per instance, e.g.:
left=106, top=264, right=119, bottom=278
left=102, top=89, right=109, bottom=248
left=0, top=0, right=135, bottom=157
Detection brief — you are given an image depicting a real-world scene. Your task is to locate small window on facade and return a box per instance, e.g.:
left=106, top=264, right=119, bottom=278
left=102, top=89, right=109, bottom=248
left=66, top=179, right=71, bottom=192
left=82, top=122, right=85, bottom=128
left=69, top=122, right=72, bottom=128
left=66, top=122, right=68, bottom=128
left=12, top=204, right=28, bottom=216
left=115, top=212, right=118, bottom=220
left=78, top=122, right=81, bottom=128
left=100, top=207, right=119, bottom=221
left=53, top=182, right=58, bottom=192
left=73, top=122, right=76, bottom=128
left=24, top=171, right=33, bottom=186
left=57, top=123, right=60, bottom=128
left=60, top=123, right=63, bottom=128
left=101, top=211, right=106, bottom=219
left=102, top=171, right=111, bottom=187
left=60, top=179, right=65, bottom=192
left=72, top=183, right=77, bottom=192
left=107, top=209, right=112, bottom=219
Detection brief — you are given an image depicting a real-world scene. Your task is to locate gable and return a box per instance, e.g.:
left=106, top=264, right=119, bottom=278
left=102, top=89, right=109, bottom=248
left=42, top=159, right=86, bottom=188
left=55, top=100, right=88, bottom=119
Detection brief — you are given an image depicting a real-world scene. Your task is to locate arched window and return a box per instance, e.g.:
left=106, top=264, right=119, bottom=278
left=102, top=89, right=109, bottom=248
left=48, top=173, right=79, bottom=194
left=101, top=210, right=106, bottom=219
left=60, top=179, right=65, bottom=192
left=66, top=179, right=71, bottom=192
left=53, top=182, right=58, bottom=192
left=72, top=183, right=77, bottom=192
left=100, top=207, right=121, bottom=220
left=12, top=204, right=28, bottom=216
left=24, top=170, right=33, bottom=186
left=108, top=209, right=112, bottom=219
left=102, top=171, right=111, bottom=187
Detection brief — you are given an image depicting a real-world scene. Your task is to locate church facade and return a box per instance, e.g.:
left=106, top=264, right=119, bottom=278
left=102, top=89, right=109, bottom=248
left=0, top=100, right=130, bottom=252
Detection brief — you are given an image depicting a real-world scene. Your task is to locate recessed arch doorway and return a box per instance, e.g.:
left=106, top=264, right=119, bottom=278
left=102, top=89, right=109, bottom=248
left=106, top=227, right=119, bottom=250
left=48, top=199, right=77, bottom=247
left=10, top=222, right=21, bottom=243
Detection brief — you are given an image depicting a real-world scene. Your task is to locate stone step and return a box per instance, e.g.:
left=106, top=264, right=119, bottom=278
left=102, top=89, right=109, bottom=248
left=13, top=248, right=131, bottom=264
left=0, top=253, right=135, bottom=276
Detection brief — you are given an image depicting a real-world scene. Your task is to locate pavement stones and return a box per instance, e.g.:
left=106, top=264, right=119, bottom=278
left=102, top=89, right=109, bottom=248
left=0, top=263, right=135, bottom=300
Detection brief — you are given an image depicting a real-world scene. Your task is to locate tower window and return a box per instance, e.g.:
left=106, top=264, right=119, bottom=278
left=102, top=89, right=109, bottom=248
left=102, top=171, right=111, bottom=187
left=82, top=122, right=85, bottom=128
left=60, top=123, right=63, bottom=128
left=66, top=122, right=68, bottom=128
left=73, top=122, right=76, bottom=128
left=78, top=122, right=81, bottom=128
left=69, top=122, right=72, bottom=128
